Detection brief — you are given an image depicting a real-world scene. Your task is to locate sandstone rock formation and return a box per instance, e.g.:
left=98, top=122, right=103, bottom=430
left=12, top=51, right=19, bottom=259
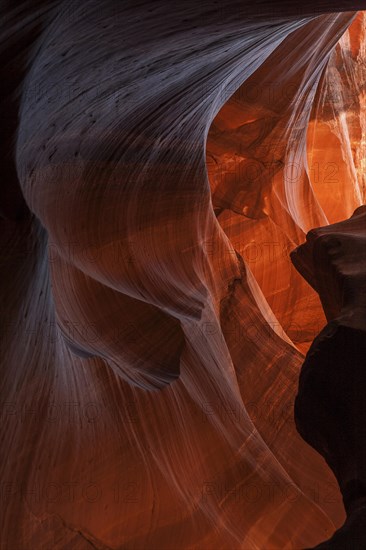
left=1, top=2, right=366, bottom=548
left=292, top=206, right=366, bottom=548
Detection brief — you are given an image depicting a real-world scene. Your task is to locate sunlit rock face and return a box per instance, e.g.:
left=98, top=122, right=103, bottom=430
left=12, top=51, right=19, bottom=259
left=1, top=2, right=365, bottom=548
left=307, top=12, right=366, bottom=225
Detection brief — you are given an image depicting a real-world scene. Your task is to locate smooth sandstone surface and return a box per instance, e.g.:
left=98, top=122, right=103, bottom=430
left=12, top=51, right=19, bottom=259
left=1, top=2, right=366, bottom=548
left=292, top=207, right=366, bottom=548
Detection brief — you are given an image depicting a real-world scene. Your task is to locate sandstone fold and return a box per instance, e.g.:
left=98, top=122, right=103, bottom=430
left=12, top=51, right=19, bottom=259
left=1, top=2, right=366, bottom=549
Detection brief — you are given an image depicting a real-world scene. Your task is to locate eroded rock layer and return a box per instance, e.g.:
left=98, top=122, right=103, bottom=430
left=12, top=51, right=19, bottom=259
left=292, top=207, right=366, bottom=548
left=1, top=2, right=366, bottom=548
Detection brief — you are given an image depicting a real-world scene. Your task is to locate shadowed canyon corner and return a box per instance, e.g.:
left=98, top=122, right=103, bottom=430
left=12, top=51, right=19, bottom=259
left=1, top=1, right=366, bottom=548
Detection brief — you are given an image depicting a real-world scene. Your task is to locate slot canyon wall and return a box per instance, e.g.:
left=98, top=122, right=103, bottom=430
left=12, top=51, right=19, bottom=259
left=1, top=1, right=366, bottom=548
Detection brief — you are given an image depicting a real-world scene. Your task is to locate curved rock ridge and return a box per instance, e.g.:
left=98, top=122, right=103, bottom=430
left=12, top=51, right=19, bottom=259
left=1, top=2, right=366, bottom=548
left=291, top=205, right=366, bottom=323
left=292, top=206, right=366, bottom=548
left=307, top=11, right=366, bottom=225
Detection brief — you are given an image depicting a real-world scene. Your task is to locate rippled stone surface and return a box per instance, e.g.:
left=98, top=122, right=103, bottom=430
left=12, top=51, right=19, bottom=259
left=1, top=2, right=366, bottom=548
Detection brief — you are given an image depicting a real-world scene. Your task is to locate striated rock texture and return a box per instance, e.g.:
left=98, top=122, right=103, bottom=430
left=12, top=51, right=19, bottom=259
left=1, top=1, right=366, bottom=548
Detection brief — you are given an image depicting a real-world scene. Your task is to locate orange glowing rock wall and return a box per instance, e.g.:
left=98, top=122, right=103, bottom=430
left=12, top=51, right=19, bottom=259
left=1, top=3, right=366, bottom=549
